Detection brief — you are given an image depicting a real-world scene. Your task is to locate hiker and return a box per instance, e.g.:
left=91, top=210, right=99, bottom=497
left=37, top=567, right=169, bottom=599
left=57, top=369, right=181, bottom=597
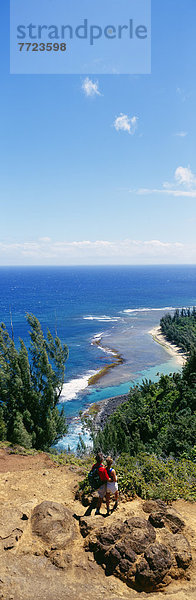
left=89, top=452, right=111, bottom=515
left=106, top=456, right=119, bottom=515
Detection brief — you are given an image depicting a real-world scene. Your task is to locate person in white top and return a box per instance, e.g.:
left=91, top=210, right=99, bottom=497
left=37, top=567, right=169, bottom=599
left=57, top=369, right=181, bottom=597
left=106, top=456, right=119, bottom=516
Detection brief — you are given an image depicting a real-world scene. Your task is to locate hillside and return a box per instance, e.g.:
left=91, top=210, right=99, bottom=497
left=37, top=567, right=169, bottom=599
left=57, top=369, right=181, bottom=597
left=0, top=447, right=196, bottom=600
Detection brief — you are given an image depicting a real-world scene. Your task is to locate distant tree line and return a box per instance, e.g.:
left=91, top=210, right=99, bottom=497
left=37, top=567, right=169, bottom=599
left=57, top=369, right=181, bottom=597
left=0, top=314, right=68, bottom=450
left=160, top=308, right=196, bottom=353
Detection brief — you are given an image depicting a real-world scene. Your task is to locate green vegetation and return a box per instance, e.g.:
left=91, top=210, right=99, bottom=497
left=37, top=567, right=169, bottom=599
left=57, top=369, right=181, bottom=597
left=160, top=307, right=196, bottom=353
left=87, top=313, right=196, bottom=502
left=79, top=452, right=196, bottom=502
left=94, top=360, right=196, bottom=459
left=0, top=314, right=68, bottom=450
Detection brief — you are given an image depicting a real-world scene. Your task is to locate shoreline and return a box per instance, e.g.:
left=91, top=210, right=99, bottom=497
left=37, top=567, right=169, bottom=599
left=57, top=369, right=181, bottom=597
left=82, top=393, right=129, bottom=432
left=149, top=326, right=187, bottom=366
left=82, top=324, right=188, bottom=434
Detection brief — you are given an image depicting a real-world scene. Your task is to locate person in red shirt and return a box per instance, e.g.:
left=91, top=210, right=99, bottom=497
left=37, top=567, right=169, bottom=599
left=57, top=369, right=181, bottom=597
left=93, top=452, right=111, bottom=515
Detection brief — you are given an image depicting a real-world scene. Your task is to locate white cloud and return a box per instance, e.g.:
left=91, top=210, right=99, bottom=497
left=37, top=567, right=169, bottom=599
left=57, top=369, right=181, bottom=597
left=133, top=166, right=196, bottom=198
left=175, top=166, right=196, bottom=187
left=174, top=132, right=188, bottom=138
left=0, top=238, right=195, bottom=265
left=82, top=77, right=101, bottom=97
left=113, top=114, right=138, bottom=135
left=137, top=188, right=196, bottom=198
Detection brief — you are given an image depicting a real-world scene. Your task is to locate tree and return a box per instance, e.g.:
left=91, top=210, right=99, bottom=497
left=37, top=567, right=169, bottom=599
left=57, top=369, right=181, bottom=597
left=160, top=309, right=196, bottom=353
left=11, top=413, right=32, bottom=448
left=0, top=314, right=69, bottom=450
left=0, top=407, right=6, bottom=441
left=94, top=354, right=196, bottom=459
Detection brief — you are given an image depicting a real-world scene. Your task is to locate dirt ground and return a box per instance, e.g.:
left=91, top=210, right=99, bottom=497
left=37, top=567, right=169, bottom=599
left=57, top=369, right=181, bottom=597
left=0, top=449, right=195, bottom=600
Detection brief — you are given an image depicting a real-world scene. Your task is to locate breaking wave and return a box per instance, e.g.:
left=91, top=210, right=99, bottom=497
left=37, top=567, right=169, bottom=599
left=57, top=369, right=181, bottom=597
left=59, top=370, right=98, bottom=403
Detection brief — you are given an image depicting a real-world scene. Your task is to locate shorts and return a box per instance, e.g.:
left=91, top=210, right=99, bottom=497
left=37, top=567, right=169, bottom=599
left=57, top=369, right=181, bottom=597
left=97, top=484, right=106, bottom=498
left=106, top=481, right=118, bottom=494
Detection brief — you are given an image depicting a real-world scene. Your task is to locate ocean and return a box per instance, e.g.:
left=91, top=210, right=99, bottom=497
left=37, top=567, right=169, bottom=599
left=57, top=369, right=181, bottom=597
left=0, top=265, right=195, bottom=451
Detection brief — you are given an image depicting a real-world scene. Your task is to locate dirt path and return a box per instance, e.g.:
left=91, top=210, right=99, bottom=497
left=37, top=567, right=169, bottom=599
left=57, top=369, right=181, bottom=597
left=0, top=448, right=54, bottom=473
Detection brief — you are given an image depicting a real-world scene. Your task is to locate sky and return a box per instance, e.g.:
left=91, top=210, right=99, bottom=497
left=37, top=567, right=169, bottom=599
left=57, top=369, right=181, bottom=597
left=0, top=0, right=196, bottom=265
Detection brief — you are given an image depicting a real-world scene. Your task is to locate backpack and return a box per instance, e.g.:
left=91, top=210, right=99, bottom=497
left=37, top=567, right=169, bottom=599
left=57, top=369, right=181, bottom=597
left=88, top=464, right=102, bottom=490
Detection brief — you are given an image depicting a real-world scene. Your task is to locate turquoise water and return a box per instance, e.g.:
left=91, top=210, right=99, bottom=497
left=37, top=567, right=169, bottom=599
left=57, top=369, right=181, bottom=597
left=56, top=356, right=182, bottom=452
left=0, top=265, right=195, bottom=451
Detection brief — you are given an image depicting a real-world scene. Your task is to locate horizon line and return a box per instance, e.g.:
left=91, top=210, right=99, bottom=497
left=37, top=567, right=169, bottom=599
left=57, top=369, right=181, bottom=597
left=0, top=264, right=196, bottom=268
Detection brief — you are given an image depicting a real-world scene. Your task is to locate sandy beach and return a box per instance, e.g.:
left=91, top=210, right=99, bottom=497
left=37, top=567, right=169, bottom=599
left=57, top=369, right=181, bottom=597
left=149, top=326, right=187, bottom=366
left=83, top=324, right=188, bottom=432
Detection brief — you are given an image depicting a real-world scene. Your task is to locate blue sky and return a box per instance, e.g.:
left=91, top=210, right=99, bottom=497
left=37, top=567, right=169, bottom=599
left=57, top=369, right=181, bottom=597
left=0, top=0, right=196, bottom=265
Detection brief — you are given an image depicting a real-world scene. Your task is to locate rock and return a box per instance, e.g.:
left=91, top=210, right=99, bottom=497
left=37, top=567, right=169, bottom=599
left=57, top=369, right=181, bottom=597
left=143, top=500, right=167, bottom=514
left=80, top=516, right=104, bottom=538
left=115, top=540, right=136, bottom=563
left=149, top=511, right=165, bottom=528
left=97, top=529, right=116, bottom=547
left=109, top=520, right=127, bottom=540
left=149, top=507, right=185, bottom=533
left=135, top=558, right=151, bottom=586
left=136, top=543, right=172, bottom=589
left=164, top=509, right=185, bottom=533
left=31, top=501, right=76, bottom=549
left=119, top=558, right=135, bottom=575
left=145, top=543, right=172, bottom=576
left=83, top=509, right=192, bottom=592
left=124, top=517, right=156, bottom=554
left=48, top=550, right=72, bottom=569
left=167, top=533, right=192, bottom=569
left=105, top=547, right=121, bottom=568
left=143, top=500, right=157, bottom=513
left=84, top=515, right=156, bottom=581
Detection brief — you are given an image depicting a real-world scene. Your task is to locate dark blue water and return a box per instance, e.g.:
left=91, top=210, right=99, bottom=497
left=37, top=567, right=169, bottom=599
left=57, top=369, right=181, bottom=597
left=0, top=265, right=195, bottom=449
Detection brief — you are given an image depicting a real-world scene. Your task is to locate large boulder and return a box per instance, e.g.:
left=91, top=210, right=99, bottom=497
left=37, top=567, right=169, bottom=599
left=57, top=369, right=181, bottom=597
left=31, top=501, right=77, bottom=550
left=84, top=516, right=158, bottom=586
left=83, top=509, right=192, bottom=591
